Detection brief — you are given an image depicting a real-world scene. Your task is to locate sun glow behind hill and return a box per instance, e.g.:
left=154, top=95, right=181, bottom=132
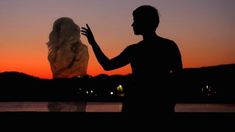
left=1, top=0, right=235, bottom=79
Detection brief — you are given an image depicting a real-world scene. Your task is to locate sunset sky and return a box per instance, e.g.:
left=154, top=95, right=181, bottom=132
left=0, top=0, right=235, bottom=79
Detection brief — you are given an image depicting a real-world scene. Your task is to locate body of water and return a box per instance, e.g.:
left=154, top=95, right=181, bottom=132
left=0, top=102, right=235, bottom=112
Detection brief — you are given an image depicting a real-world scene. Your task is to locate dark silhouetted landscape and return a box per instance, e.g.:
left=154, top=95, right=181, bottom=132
left=0, top=64, right=234, bottom=103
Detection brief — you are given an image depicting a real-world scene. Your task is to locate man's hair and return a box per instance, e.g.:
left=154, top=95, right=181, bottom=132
left=133, top=5, right=160, bottom=29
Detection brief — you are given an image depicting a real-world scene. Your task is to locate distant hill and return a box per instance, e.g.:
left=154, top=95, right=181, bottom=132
left=0, top=71, right=40, bottom=80
left=176, top=64, right=235, bottom=102
left=0, top=63, right=234, bottom=102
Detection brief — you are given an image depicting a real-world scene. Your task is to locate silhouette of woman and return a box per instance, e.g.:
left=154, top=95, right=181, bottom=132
left=47, top=17, right=89, bottom=78
left=82, top=5, right=182, bottom=117
left=47, top=17, right=89, bottom=112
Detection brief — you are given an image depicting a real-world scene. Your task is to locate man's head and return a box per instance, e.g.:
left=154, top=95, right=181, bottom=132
left=132, top=5, right=159, bottom=35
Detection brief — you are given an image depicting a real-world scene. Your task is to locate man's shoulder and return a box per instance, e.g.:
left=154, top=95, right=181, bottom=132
left=158, top=36, right=176, bottom=44
left=126, top=41, right=143, bottom=49
left=158, top=37, right=179, bottom=49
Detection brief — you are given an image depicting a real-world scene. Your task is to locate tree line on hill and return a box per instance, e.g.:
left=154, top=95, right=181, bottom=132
left=0, top=64, right=234, bottom=103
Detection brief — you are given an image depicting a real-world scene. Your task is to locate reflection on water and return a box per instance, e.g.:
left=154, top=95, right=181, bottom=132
left=175, top=103, right=235, bottom=112
left=0, top=102, right=235, bottom=112
left=0, top=102, right=49, bottom=112
left=0, top=102, right=122, bottom=112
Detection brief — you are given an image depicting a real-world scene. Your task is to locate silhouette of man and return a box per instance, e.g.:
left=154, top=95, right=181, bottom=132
left=82, top=5, right=182, bottom=116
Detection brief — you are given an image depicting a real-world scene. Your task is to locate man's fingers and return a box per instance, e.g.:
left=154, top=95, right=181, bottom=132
left=86, top=24, right=91, bottom=30
left=81, top=27, right=87, bottom=30
left=81, top=32, right=87, bottom=36
left=81, top=28, right=88, bottom=36
left=81, top=27, right=88, bottom=31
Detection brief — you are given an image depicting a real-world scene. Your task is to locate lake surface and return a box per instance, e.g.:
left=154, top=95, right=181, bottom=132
left=0, top=102, right=235, bottom=112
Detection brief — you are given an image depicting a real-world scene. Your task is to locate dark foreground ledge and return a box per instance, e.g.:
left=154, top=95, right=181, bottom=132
left=1, top=112, right=234, bottom=129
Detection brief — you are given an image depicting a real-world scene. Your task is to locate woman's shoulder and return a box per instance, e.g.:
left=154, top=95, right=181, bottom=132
left=80, top=43, right=88, bottom=51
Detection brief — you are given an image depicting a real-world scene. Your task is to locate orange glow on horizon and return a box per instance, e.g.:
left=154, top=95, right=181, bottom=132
left=1, top=1, right=235, bottom=79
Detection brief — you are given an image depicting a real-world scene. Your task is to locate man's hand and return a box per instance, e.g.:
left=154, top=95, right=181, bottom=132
left=81, top=24, right=97, bottom=46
